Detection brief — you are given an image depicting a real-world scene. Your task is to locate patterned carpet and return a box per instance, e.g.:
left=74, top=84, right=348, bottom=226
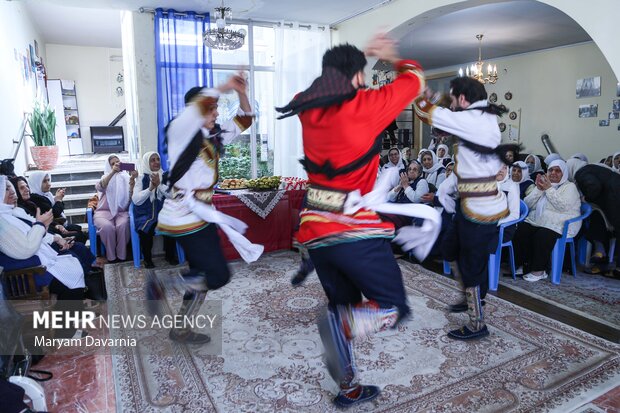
left=106, top=252, right=620, bottom=412
left=499, top=272, right=620, bottom=331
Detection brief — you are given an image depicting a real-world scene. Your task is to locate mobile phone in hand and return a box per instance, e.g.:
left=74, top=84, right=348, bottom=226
left=120, top=162, right=135, bottom=171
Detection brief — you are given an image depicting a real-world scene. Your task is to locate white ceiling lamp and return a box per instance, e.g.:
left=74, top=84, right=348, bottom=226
left=203, top=0, right=246, bottom=51
left=458, top=34, right=498, bottom=84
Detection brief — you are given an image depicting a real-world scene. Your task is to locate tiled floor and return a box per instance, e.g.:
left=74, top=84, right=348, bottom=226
left=35, top=321, right=116, bottom=413
left=589, top=386, right=620, bottom=412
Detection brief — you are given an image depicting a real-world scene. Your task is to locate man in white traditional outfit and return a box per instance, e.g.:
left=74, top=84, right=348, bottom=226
left=415, top=76, right=515, bottom=340
left=156, top=74, right=263, bottom=344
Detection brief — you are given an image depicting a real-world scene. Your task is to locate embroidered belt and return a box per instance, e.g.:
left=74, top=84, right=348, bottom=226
left=457, top=176, right=498, bottom=198
left=173, top=187, right=214, bottom=205
left=306, top=186, right=349, bottom=213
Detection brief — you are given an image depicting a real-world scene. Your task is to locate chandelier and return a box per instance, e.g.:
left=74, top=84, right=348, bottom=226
left=203, top=0, right=246, bottom=50
left=458, top=34, right=498, bottom=84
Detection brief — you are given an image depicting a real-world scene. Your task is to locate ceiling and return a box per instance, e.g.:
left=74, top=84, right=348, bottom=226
left=23, top=0, right=592, bottom=70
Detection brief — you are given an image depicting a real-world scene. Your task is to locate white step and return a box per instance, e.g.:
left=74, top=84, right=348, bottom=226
left=50, top=179, right=100, bottom=188
left=64, top=207, right=87, bottom=217
left=63, top=193, right=93, bottom=202
left=24, top=165, right=104, bottom=176
left=77, top=222, right=89, bottom=231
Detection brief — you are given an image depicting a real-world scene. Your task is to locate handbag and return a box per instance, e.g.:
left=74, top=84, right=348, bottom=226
left=84, top=268, right=107, bottom=301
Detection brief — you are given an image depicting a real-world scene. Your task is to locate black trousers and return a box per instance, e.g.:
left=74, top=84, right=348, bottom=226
left=308, top=238, right=410, bottom=318
left=513, top=222, right=560, bottom=272
left=441, top=203, right=499, bottom=292
left=176, top=224, right=230, bottom=290
left=138, top=228, right=177, bottom=262
left=584, top=210, right=612, bottom=250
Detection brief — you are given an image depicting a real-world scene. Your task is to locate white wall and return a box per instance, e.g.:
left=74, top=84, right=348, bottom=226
left=425, top=42, right=619, bottom=161
left=0, top=2, right=47, bottom=174
left=122, top=11, right=158, bottom=157
left=45, top=44, right=126, bottom=154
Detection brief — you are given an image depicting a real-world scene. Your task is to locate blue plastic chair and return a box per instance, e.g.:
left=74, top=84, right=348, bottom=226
left=488, top=200, right=529, bottom=291
left=443, top=200, right=528, bottom=292
left=129, top=203, right=185, bottom=268
left=550, top=202, right=592, bottom=284
left=86, top=207, right=105, bottom=256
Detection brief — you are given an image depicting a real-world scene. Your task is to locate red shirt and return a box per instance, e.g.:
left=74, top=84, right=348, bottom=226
left=296, top=60, right=425, bottom=246
left=299, top=60, right=424, bottom=195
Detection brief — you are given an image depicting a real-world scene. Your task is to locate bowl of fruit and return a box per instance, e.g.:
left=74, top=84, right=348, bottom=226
left=246, top=176, right=282, bottom=191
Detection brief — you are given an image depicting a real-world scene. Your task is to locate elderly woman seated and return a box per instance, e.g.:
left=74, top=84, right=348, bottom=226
left=0, top=176, right=87, bottom=338
left=387, top=160, right=428, bottom=204
left=511, top=161, right=535, bottom=199
left=513, top=160, right=582, bottom=282
left=28, top=171, right=88, bottom=243
left=94, top=154, right=137, bottom=262
left=418, top=149, right=446, bottom=191
left=10, top=176, right=96, bottom=274
left=435, top=144, right=451, bottom=167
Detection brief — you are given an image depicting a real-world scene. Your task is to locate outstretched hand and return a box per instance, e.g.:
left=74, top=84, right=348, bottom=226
left=218, top=72, right=247, bottom=94
left=364, top=32, right=398, bottom=64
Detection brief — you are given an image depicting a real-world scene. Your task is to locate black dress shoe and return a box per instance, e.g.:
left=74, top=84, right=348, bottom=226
left=448, top=300, right=486, bottom=313
left=447, top=325, right=489, bottom=340
left=166, top=258, right=179, bottom=266
left=144, top=260, right=155, bottom=269
left=169, top=329, right=211, bottom=344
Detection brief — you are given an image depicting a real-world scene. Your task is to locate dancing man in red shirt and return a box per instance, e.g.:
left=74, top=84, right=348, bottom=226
left=277, top=33, right=434, bottom=409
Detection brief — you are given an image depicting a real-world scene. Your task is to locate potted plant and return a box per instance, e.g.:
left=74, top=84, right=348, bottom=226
left=29, top=102, right=58, bottom=170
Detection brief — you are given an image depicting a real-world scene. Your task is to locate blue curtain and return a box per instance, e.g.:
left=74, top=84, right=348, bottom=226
left=154, top=9, right=213, bottom=170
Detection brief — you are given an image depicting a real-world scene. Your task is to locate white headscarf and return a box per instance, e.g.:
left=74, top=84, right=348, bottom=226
left=400, top=148, right=411, bottom=164
left=435, top=144, right=450, bottom=161
left=613, top=152, right=620, bottom=171
left=565, top=158, right=588, bottom=182
left=0, top=176, right=12, bottom=215
left=511, top=161, right=532, bottom=184
left=525, top=154, right=543, bottom=174
left=496, top=165, right=510, bottom=185
left=101, top=154, right=130, bottom=218
left=140, top=151, right=163, bottom=178
left=544, top=153, right=563, bottom=167
left=535, top=159, right=568, bottom=221
left=383, top=148, right=405, bottom=171
left=419, top=149, right=444, bottom=175
left=570, top=153, right=588, bottom=163
left=28, top=171, right=55, bottom=205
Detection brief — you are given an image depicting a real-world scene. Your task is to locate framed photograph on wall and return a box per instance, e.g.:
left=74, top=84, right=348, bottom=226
left=613, top=99, right=620, bottom=111
left=617, top=82, right=620, bottom=97
left=599, top=119, right=609, bottom=127
left=610, top=112, right=620, bottom=120
left=578, top=104, right=598, bottom=118
left=576, top=76, right=601, bottom=98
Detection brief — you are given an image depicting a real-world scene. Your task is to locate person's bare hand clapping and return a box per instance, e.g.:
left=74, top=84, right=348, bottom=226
left=36, top=208, right=54, bottom=229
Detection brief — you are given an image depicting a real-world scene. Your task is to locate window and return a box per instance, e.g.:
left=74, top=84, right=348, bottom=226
left=213, top=23, right=275, bottom=180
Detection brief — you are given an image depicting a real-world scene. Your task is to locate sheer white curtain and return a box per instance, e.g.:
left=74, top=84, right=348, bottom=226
left=273, top=24, right=330, bottom=178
